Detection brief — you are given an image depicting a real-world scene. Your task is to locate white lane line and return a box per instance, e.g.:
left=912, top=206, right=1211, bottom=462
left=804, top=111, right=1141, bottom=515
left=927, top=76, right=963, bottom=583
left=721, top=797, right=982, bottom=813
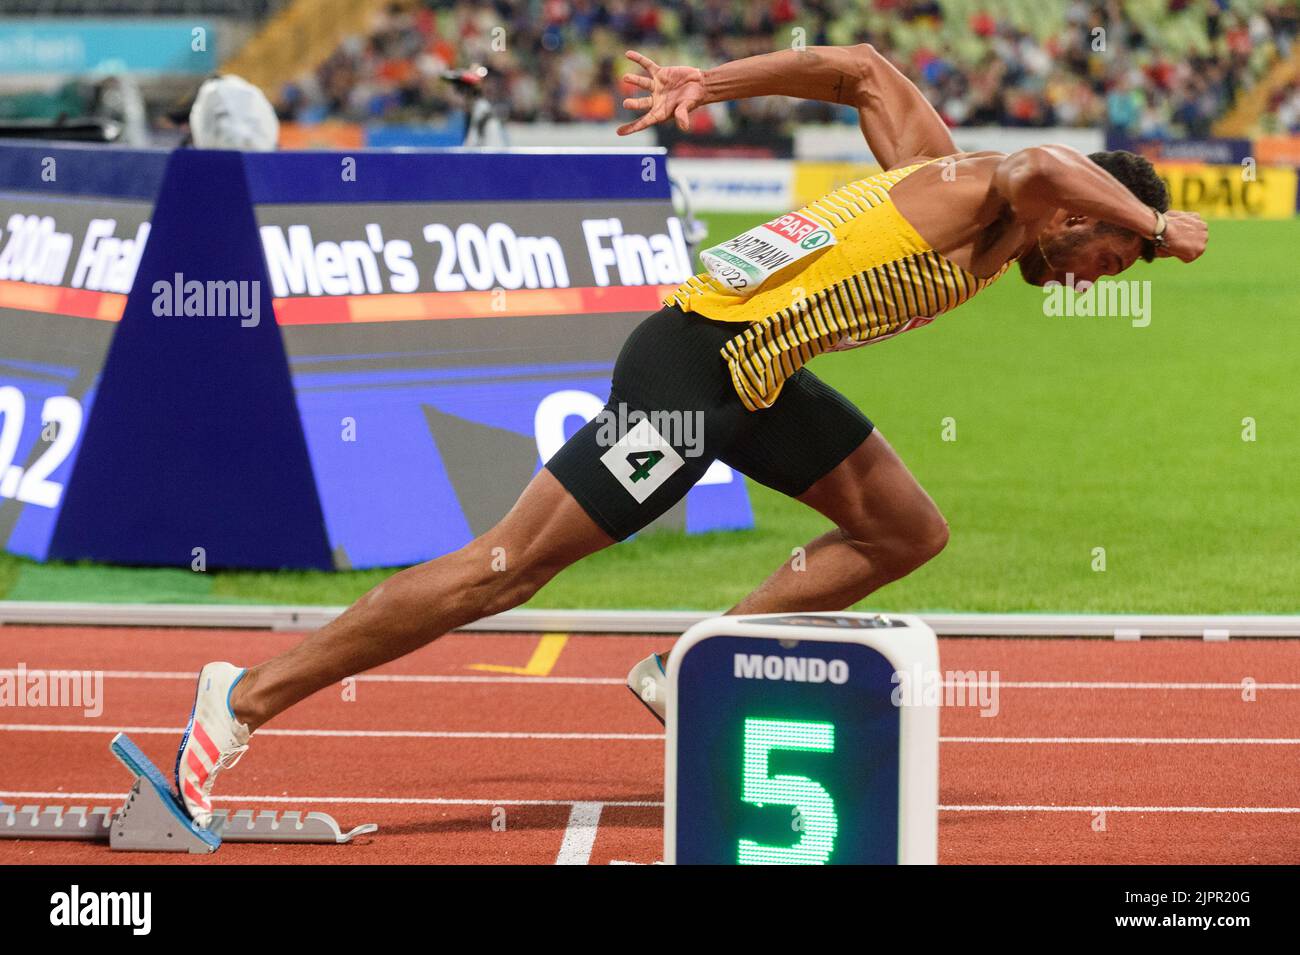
left=4, top=791, right=1293, bottom=816
left=941, top=805, right=1300, bottom=814
left=0, top=724, right=661, bottom=741
left=555, top=802, right=603, bottom=865
left=356, top=675, right=623, bottom=685
left=6, top=670, right=1300, bottom=691
left=0, top=791, right=661, bottom=808
left=943, top=737, right=1300, bottom=745
left=0, top=669, right=624, bottom=686
left=7, top=725, right=1300, bottom=745
left=944, top=681, right=1300, bottom=690
left=9, top=669, right=1300, bottom=691
left=254, top=728, right=661, bottom=740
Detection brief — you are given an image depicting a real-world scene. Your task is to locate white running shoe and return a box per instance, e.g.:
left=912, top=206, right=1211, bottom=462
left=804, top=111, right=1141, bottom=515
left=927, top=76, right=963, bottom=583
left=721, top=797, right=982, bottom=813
left=626, top=652, right=668, bottom=724
left=174, top=662, right=252, bottom=828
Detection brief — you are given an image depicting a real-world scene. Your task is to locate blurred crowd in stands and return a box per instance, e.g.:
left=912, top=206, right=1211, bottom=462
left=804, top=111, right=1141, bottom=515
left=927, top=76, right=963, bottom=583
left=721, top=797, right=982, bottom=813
left=280, top=0, right=1300, bottom=137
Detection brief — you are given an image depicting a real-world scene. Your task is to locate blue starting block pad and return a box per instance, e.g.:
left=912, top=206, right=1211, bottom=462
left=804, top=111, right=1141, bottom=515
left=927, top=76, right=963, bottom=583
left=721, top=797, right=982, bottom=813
left=664, top=612, right=939, bottom=865
left=0, top=733, right=376, bottom=853
left=109, top=732, right=222, bottom=853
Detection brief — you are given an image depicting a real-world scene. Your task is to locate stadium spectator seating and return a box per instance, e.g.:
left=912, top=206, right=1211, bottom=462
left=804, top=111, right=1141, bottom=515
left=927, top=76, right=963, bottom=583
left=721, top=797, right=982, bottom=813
left=276, top=0, right=1300, bottom=135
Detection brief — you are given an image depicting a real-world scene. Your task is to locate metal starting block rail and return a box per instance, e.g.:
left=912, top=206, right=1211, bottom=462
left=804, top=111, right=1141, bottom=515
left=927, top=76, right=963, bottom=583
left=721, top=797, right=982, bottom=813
left=0, top=733, right=377, bottom=854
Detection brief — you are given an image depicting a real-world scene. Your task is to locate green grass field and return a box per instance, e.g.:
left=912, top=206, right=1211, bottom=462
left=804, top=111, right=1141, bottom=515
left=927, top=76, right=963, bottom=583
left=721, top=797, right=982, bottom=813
left=2, top=215, right=1296, bottom=613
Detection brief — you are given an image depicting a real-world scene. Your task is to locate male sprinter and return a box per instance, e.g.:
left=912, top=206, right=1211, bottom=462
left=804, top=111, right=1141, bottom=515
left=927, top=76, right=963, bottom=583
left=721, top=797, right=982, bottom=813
left=175, top=44, right=1206, bottom=824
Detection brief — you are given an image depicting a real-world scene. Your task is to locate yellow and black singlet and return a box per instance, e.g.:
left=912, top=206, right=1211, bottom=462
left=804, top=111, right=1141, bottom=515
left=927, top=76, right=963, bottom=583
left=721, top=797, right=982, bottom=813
left=664, top=161, right=1011, bottom=411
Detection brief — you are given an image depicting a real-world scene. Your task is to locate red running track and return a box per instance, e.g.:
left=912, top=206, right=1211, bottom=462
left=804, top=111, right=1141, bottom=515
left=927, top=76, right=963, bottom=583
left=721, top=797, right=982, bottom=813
left=1, top=625, right=1298, bottom=864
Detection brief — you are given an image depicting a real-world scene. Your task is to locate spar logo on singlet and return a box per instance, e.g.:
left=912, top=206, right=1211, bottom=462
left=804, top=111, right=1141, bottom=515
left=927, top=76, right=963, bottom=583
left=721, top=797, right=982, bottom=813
left=764, top=212, right=831, bottom=248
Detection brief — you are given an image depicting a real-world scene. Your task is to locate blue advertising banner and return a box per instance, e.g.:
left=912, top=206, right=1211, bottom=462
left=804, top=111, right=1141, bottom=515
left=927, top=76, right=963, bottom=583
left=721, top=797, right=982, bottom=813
left=0, top=143, right=753, bottom=569
left=363, top=122, right=467, bottom=149
left=0, top=143, right=166, bottom=561
left=0, top=21, right=216, bottom=76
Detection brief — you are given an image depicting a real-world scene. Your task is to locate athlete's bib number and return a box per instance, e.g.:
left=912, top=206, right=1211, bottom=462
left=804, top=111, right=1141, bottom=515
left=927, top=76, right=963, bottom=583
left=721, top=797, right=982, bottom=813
left=599, top=418, right=685, bottom=503
left=701, top=211, right=836, bottom=297
left=626, top=450, right=664, bottom=483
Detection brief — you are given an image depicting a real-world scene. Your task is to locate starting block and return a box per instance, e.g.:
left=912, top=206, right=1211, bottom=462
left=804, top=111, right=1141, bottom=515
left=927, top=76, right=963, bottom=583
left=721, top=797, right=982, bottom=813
left=664, top=612, right=939, bottom=865
left=0, top=733, right=377, bottom=854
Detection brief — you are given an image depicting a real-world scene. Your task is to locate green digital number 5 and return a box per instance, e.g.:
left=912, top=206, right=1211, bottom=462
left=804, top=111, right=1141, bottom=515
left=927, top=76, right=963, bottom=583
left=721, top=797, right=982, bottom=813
left=738, top=717, right=839, bottom=865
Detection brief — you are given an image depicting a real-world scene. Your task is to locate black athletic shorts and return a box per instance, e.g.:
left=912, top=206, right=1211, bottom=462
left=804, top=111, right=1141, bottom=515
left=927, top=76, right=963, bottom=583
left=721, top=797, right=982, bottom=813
left=545, top=304, right=874, bottom=541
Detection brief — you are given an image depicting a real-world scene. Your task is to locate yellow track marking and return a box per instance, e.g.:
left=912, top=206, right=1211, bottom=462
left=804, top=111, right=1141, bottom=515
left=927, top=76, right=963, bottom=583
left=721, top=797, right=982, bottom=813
left=467, top=634, right=569, bottom=676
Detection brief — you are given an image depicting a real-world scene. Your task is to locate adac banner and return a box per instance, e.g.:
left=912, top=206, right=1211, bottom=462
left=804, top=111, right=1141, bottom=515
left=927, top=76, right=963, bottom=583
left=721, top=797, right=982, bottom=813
left=0, top=143, right=752, bottom=570
left=1151, top=161, right=1298, bottom=220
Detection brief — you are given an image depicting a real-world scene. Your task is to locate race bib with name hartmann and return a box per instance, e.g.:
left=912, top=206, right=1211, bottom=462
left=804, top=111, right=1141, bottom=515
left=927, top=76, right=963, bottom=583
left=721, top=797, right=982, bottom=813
left=699, top=211, right=837, bottom=297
